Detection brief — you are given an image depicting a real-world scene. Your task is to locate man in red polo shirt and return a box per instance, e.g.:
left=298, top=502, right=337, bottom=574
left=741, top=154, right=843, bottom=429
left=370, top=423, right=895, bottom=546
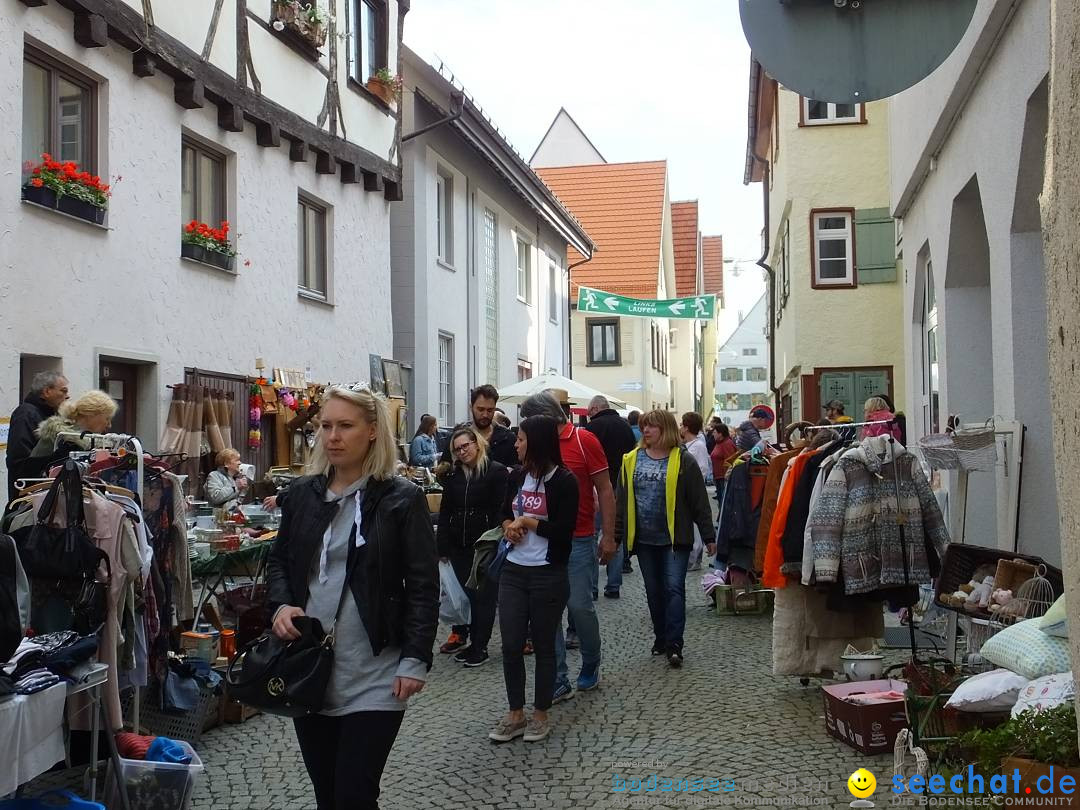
left=519, top=390, right=615, bottom=702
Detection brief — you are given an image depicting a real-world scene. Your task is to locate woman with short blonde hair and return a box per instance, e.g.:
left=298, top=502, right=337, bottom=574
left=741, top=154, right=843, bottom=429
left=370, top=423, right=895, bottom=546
left=267, top=384, right=439, bottom=808
left=207, top=447, right=247, bottom=512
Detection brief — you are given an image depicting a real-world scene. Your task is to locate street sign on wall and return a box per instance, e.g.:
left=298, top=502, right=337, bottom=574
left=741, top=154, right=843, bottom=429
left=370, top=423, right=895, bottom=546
left=577, top=286, right=716, bottom=320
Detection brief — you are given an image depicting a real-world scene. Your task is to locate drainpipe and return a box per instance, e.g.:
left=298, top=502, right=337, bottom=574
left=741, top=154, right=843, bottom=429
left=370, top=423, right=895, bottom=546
left=402, top=91, right=466, bottom=142
left=566, top=252, right=594, bottom=379
left=751, top=153, right=783, bottom=429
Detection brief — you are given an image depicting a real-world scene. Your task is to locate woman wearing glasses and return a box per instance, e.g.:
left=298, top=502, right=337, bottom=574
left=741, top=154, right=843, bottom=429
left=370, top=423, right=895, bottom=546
left=435, top=426, right=510, bottom=666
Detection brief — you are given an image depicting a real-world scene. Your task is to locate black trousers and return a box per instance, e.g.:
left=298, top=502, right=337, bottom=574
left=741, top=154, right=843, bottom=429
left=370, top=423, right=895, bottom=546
left=448, top=545, right=498, bottom=649
left=293, top=710, right=405, bottom=810
left=498, top=561, right=569, bottom=711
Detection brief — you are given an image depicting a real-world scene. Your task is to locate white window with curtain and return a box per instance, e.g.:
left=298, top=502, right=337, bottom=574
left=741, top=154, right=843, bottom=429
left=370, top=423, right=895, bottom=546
left=350, top=0, right=386, bottom=84
left=483, top=209, right=499, bottom=385
left=516, top=237, right=532, bottom=304
left=803, top=98, right=862, bottom=125
left=436, top=170, right=453, bottom=265
left=922, top=262, right=941, bottom=435
left=438, top=332, right=454, bottom=425
left=548, top=257, right=559, bottom=323
left=812, top=210, right=855, bottom=287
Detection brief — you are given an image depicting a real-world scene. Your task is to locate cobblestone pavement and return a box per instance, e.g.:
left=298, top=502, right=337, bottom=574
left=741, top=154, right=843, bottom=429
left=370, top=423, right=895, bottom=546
left=27, top=568, right=898, bottom=809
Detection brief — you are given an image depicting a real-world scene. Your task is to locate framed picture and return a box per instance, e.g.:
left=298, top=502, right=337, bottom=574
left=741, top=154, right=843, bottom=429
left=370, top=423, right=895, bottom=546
left=369, top=354, right=386, bottom=394
left=383, top=360, right=404, bottom=397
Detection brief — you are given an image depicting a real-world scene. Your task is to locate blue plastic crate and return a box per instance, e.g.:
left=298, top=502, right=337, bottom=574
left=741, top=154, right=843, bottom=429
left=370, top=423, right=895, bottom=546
left=0, top=790, right=105, bottom=810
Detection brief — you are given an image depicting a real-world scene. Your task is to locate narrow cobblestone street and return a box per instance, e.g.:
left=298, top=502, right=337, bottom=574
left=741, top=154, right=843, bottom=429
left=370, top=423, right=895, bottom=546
left=184, top=568, right=883, bottom=810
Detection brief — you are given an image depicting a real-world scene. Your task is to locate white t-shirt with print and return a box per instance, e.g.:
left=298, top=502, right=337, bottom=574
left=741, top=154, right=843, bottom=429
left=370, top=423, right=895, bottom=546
left=507, top=468, right=555, bottom=567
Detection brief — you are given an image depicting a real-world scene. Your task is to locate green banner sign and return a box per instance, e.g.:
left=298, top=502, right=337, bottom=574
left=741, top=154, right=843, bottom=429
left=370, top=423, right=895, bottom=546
left=576, top=286, right=716, bottom=320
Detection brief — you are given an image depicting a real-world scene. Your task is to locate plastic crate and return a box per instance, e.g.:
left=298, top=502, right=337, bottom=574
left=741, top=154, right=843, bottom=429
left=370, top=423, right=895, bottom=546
left=713, top=584, right=774, bottom=616
left=104, top=740, right=204, bottom=810
left=121, top=681, right=219, bottom=743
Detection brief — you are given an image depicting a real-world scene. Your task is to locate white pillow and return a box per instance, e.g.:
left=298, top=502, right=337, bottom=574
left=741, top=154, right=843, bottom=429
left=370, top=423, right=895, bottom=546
left=1011, top=671, right=1076, bottom=717
left=981, top=619, right=1072, bottom=680
left=945, top=668, right=1029, bottom=713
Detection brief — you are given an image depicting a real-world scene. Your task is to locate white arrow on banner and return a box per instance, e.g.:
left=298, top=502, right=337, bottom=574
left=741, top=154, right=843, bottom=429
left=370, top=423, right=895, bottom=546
left=604, top=297, right=620, bottom=310
left=668, top=300, right=686, bottom=315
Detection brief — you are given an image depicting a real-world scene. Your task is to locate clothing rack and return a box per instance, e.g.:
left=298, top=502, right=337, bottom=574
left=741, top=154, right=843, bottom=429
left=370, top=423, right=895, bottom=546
left=803, top=419, right=895, bottom=431
left=58, top=432, right=146, bottom=738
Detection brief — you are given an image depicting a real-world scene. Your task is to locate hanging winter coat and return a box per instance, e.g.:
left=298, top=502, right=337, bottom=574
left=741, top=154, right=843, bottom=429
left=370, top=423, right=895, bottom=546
left=0, top=533, right=30, bottom=661
left=810, top=437, right=949, bottom=594
left=715, top=462, right=761, bottom=573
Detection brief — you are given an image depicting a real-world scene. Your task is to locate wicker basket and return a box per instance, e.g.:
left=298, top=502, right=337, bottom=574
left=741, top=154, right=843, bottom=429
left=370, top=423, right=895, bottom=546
left=919, top=433, right=963, bottom=470
left=933, top=543, right=1063, bottom=619
left=994, top=558, right=1037, bottom=597
left=953, top=422, right=998, bottom=471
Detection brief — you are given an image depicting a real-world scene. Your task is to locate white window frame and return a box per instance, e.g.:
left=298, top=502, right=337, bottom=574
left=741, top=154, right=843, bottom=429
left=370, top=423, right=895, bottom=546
left=517, top=358, right=533, bottom=382
left=742, top=348, right=758, bottom=357
left=812, top=210, right=855, bottom=288
left=436, top=170, right=453, bottom=266
left=438, top=332, right=454, bottom=425
left=516, top=237, right=532, bottom=304
left=802, top=98, right=863, bottom=125
left=547, top=257, right=559, bottom=324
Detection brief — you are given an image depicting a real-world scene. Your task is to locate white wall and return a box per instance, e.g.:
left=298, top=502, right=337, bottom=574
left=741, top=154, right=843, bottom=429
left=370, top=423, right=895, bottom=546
left=1, top=2, right=394, bottom=495
left=891, top=0, right=1058, bottom=561
left=529, top=109, right=605, bottom=169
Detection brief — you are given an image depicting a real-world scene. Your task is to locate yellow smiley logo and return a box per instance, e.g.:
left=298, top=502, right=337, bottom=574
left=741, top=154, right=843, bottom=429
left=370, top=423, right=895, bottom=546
left=847, top=768, right=877, bottom=798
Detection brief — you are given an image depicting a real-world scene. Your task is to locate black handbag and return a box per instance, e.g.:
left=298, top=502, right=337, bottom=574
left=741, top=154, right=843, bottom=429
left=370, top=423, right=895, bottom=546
left=225, top=615, right=335, bottom=717
left=12, top=461, right=108, bottom=580
left=72, top=555, right=112, bottom=635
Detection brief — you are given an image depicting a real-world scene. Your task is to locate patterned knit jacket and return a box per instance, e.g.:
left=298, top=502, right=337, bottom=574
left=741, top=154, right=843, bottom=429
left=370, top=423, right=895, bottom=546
left=810, top=437, right=949, bottom=594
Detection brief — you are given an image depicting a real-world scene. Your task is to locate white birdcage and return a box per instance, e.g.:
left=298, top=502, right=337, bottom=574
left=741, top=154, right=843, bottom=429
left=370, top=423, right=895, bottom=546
left=1014, top=564, right=1057, bottom=621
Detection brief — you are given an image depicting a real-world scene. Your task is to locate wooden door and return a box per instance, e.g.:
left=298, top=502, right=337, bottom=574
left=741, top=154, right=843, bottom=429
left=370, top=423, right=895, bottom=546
left=99, top=360, right=138, bottom=435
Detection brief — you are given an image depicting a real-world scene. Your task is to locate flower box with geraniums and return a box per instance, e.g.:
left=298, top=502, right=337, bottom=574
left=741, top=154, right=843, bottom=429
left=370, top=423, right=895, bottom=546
left=22, top=153, right=110, bottom=225
left=270, top=0, right=327, bottom=50
left=182, top=220, right=237, bottom=271
left=366, top=68, right=401, bottom=106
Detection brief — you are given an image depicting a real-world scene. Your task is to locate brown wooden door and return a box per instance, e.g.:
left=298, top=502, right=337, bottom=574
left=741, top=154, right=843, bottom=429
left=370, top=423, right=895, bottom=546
left=99, top=360, right=138, bottom=435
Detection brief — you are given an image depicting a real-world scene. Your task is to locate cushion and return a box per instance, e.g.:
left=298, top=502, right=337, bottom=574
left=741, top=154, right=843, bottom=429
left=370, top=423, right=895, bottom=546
left=1040, top=594, right=1068, bottom=638
left=981, top=619, right=1071, bottom=680
left=1011, top=671, right=1075, bottom=717
left=945, top=668, right=1029, bottom=713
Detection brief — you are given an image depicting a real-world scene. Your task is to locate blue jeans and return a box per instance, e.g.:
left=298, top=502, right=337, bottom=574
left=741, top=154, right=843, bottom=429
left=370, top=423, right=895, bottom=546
left=591, top=511, right=623, bottom=593
left=635, top=544, right=692, bottom=651
left=555, top=535, right=602, bottom=685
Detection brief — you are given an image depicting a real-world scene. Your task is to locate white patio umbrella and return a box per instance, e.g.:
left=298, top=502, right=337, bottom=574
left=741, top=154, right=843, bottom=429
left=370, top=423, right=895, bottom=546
left=496, top=371, right=628, bottom=409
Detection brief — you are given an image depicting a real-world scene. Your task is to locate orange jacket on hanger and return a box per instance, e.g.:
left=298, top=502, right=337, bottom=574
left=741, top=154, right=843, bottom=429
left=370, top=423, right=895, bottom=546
left=754, top=450, right=799, bottom=571
left=762, top=451, right=818, bottom=588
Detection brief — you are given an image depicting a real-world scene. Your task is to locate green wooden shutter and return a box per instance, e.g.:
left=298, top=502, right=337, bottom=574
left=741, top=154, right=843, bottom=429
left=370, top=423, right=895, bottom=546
left=855, top=208, right=897, bottom=284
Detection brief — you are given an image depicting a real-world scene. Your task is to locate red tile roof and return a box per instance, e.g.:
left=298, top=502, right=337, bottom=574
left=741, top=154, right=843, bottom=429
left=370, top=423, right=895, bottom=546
left=703, top=236, right=724, bottom=307
left=535, top=161, right=667, bottom=297
left=671, top=201, right=700, bottom=297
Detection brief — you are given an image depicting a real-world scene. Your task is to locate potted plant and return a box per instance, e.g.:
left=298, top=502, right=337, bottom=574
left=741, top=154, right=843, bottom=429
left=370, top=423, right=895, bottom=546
left=952, top=704, right=1080, bottom=801
left=270, top=0, right=328, bottom=49
left=366, top=68, right=401, bottom=105
left=22, top=153, right=110, bottom=225
left=181, top=219, right=237, bottom=271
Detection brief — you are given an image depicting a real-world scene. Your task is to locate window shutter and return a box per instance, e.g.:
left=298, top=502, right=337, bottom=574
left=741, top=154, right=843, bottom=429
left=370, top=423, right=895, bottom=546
left=855, top=208, right=897, bottom=284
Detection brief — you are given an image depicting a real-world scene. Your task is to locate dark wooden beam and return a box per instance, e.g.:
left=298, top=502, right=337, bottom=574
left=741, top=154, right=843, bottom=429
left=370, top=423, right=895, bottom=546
left=20, top=0, right=49, bottom=7
left=217, top=101, right=244, bottom=132
left=339, top=161, right=358, bottom=184
left=73, top=11, right=108, bottom=46
left=255, top=120, right=281, bottom=148
left=50, top=0, right=401, bottom=182
left=362, top=170, right=383, bottom=193
left=384, top=179, right=402, bottom=202
left=314, top=149, right=334, bottom=175
left=132, top=50, right=155, bottom=77
left=288, top=139, right=307, bottom=163
left=174, top=77, right=205, bottom=109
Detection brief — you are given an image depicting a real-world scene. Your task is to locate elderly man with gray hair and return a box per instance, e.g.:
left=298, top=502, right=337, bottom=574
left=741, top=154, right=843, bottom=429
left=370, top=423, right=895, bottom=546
left=6, top=371, right=69, bottom=501
left=519, top=390, right=615, bottom=702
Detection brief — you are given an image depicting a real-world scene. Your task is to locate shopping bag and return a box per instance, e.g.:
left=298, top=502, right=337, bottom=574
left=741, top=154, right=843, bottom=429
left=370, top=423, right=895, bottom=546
left=438, top=560, right=471, bottom=626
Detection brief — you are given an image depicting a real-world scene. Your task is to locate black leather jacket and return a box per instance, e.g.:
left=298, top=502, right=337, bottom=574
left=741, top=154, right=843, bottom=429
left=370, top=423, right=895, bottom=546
left=435, top=460, right=509, bottom=557
left=266, top=474, right=439, bottom=669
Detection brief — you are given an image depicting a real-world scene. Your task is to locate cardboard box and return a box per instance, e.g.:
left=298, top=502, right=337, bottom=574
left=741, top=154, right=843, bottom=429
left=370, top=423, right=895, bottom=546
left=822, top=679, right=909, bottom=755
left=426, top=493, right=442, bottom=514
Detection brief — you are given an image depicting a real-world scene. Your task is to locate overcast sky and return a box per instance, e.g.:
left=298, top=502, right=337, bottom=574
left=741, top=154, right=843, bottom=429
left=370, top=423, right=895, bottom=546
left=404, top=0, right=766, bottom=295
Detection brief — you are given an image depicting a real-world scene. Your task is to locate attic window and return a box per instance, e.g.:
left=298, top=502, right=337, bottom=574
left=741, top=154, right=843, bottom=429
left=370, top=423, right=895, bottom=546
left=802, top=98, right=863, bottom=125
